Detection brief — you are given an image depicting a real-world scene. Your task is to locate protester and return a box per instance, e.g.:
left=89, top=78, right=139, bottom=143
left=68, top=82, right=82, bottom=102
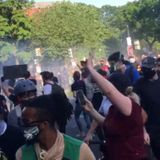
left=156, top=57, right=160, bottom=78
left=108, top=51, right=140, bottom=84
left=41, top=71, right=67, bottom=96
left=50, top=72, right=59, bottom=84
left=134, top=56, right=160, bottom=159
left=7, top=79, right=37, bottom=128
left=16, top=95, right=95, bottom=160
left=1, top=76, right=14, bottom=97
left=71, top=71, right=90, bottom=137
left=84, top=96, right=112, bottom=144
left=0, top=107, right=25, bottom=160
left=41, top=71, right=73, bottom=133
left=0, top=95, right=9, bottom=122
left=91, top=69, right=106, bottom=111
left=40, top=71, right=53, bottom=95
left=99, top=59, right=109, bottom=73
left=82, top=55, right=147, bottom=160
left=24, top=70, right=37, bottom=85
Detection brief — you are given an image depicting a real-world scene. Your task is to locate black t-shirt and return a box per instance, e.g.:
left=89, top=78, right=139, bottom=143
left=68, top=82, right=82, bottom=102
left=0, top=125, right=25, bottom=160
left=71, top=80, right=86, bottom=103
left=134, top=77, right=160, bottom=130
left=71, top=80, right=86, bottom=94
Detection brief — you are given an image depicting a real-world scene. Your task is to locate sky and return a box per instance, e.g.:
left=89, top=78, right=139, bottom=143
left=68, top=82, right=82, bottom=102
left=35, top=0, right=135, bottom=8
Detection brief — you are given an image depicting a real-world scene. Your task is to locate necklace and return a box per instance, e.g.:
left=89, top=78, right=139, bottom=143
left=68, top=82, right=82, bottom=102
left=39, top=149, right=46, bottom=160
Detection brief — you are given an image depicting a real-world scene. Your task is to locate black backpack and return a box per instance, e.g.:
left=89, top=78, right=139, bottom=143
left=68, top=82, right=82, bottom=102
left=51, top=83, right=65, bottom=96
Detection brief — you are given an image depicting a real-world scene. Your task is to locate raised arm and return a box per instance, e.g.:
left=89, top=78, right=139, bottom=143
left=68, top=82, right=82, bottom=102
left=84, top=98, right=105, bottom=123
left=84, top=120, right=98, bottom=144
left=86, top=56, right=132, bottom=116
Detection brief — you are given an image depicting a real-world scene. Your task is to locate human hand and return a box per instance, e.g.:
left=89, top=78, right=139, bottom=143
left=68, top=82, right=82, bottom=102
left=84, top=133, right=93, bottom=145
left=144, top=131, right=150, bottom=145
left=86, top=52, right=94, bottom=70
left=83, top=96, right=94, bottom=113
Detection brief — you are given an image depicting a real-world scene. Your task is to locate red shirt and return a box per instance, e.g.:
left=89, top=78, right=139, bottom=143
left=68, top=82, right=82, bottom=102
left=103, top=100, right=145, bottom=160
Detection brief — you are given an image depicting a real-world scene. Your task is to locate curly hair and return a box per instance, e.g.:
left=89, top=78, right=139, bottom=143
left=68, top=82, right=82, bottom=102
left=22, top=93, right=73, bottom=129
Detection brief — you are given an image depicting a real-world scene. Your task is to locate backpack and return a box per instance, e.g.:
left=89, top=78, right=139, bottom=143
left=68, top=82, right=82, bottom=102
left=51, top=83, right=66, bottom=96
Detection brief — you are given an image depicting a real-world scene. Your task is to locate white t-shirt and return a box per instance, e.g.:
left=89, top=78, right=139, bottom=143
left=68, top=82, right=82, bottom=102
left=98, top=96, right=112, bottom=116
left=43, top=84, right=52, bottom=95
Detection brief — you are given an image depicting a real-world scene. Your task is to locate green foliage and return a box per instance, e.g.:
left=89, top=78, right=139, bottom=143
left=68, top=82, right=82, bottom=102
left=16, top=50, right=33, bottom=63
left=0, top=41, right=16, bottom=61
left=0, top=40, right=33, bottom=62
left=32, top=2, right=108, bottom=58
left=0, top=16, right=10, bottom=37
left=100, top=5, right=122, bottom=54
left=10, top=10, right=32, bottom=41
left=0, top=0, right=33, bottom=63
left=73, top=45, right=106, bottom=61
left=121, top=0, right=160, bottom=50
left=101, top=0, right=160, bottom=53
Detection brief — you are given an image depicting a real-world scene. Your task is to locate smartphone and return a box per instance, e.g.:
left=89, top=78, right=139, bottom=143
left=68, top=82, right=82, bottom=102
left=77, top=90, right=86, bottom=105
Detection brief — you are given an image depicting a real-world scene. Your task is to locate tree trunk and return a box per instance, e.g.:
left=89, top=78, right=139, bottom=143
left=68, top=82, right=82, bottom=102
left=13, top=51, right=19, bottom=65
left=145, top=38, right=156, bottom=52
left=148, top=43, right=153, bottom=52
left=13, top=41, right=19, bottom=65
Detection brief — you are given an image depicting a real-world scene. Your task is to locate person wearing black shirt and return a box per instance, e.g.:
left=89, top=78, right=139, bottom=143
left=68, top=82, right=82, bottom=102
left=134, top=56, right=160, bottom=159
left=71, top=71, right=90, bottom=137
left=156, top=57, right=160, bottom=78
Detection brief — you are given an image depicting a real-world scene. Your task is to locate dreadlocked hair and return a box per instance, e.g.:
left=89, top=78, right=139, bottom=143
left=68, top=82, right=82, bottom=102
left=49, top=92, right=73, bottom=125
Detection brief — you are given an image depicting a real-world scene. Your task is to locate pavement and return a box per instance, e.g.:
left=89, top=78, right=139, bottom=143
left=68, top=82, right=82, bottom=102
left=66, top=97, right=102, bottom=159
left=66, top=114, right=102, bottom=159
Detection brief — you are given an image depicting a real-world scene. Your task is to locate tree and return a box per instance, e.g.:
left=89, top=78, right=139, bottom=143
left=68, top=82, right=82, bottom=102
left=0, top=41, right=15, bottom=61
left=100, top=5, right=123, bottom=54
left=0, top=0, right=33, bottom=63
left=0, top=16, right=10, bottom=38
left=32, top=2, right=108, bottom=58
left=122, top=0, right=160, bottom=51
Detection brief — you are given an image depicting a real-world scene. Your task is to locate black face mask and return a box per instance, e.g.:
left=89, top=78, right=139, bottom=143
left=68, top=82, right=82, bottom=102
left=22, top=125, right=40, bottom=145
left=142, top=68, right=156, bottom=79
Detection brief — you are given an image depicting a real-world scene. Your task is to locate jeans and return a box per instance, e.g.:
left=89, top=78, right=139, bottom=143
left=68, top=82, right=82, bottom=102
left=74, top=102, right=90, bottom=132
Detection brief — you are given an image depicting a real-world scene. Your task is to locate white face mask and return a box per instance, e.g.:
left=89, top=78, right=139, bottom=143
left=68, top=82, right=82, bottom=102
left=129, top=58, right=136, bottom=63
left=0, top=120, right=7, bottom=136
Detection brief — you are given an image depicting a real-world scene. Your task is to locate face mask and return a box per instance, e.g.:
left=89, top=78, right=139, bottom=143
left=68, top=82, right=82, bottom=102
left=0, top=149, right=7, bottom=160
left=113, top=61, right=123, bottom=72
left=0, top=120, right=7, bottom=136
left=23, top=126, right=39, bottom=144
left=129, top=58, right=136, bottom=63
left=142, top=68, right=156, bottom=79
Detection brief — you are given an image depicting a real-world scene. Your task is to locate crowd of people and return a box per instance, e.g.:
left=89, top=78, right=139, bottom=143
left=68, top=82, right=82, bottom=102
left=0, top=51, right=160, bottom=160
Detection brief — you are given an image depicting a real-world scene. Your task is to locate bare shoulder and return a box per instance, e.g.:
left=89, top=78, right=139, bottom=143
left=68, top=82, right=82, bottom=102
left=79, top=143, right=96, bottom=160
left=15, top=147, right=22, bottom=160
